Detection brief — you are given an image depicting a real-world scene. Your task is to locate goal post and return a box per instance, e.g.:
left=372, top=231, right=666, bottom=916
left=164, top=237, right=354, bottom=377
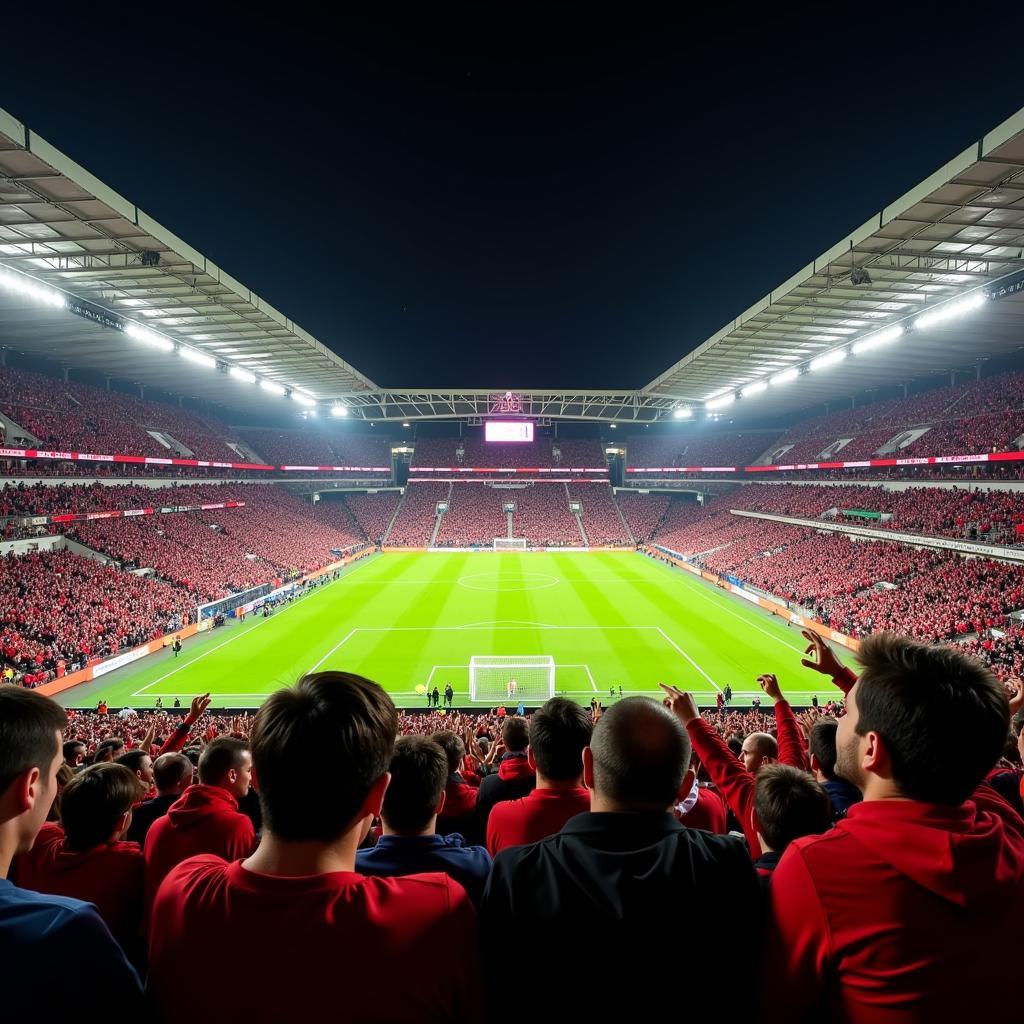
left=469, top=655, right=555, bottom=702
left=494, top=537, right=527, bottom=551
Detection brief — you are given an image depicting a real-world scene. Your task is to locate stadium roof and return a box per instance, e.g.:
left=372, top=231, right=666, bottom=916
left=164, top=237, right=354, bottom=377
left=1, top=102, right=1024, bottom=424
left=645, top=105, right=1024, bottom=419
left=0, top=107, right=376, bottom=414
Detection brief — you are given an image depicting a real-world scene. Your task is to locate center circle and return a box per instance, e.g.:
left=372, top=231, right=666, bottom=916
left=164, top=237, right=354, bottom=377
left=457, top=571, right=560, bottom=593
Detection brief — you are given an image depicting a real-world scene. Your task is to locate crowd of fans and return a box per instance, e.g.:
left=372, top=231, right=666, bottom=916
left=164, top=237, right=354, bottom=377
left=236, top=427, right=391, bottom=474
left=0, top=549, right=191, bottom=684
left=433, top=485, right=508, bottom=547
left=387, top=482, right=450, bottom=546
left=67, top=486, right=366, bottom=600
left=421, top=482, right=630, bottom=548
left=567, top=482, right=629, bottom=546
left=511, top=484, right=584, bottom=546
left=411, top=436, right=606, bottom=470
left=642, top=490, right=1024, bottom=677
left=0, top=366, right=241, bottom=462
left=615, top=490, right=671, bottom=542
left=2, top=630, right=1020, bottom=1019
left=625, top=430, right=781, bottom=469
left=723, top=481, right=1024, bottom=545
left=341, top=491, right=402, bottom=544
left=766, top=369, right=1024, bottom=465
left=0, top=480, right=248, bottom=520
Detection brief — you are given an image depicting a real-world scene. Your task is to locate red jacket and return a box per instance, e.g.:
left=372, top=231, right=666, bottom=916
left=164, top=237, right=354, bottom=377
left=439, top=775, right=479, bottom=821
left=675, top=785, right=728, bottom=834
left=686, top=699, right=806, bottom=857
left=15, top=822, right=143, bottom=954
left=148, top=855, right=482, bottom=1023
left=487, top=785, right=590, bottom=855
left=497, top=753, right=534, bottom=781
left=762, top=784, right=1024, bottom=1023
left=144, top=785, right=255, bottom=910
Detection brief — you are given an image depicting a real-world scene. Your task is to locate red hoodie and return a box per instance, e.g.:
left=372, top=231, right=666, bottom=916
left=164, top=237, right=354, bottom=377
left=486, top=785, right=591, bottom=854
left=144, top=784, right=255, bottom=910
left=15, top=822, right=143, bottom=955
left=686, top=699, right=806, bottom=857
left=497, top=753, right=534, bottom=781
left=149, top=856, right=482, bottom=1023
left=762, top=783, right=1024, bottom=1023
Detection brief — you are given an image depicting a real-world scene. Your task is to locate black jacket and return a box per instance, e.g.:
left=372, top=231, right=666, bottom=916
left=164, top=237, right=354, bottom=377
left=475, top=754, right=536, bottom=835
left=126, top=794, right=178, bottom=846
left=480, top=811, right=761, bottom=1019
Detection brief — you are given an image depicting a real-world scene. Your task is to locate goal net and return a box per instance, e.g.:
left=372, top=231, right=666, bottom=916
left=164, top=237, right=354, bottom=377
left=469, top=655, right=555, bottom=703
left=494, top=537, right=527, bottom=551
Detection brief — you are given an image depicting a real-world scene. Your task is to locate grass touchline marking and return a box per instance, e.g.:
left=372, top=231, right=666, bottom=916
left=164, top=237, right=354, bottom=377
left=307, top=628, right=358, bottom=674
left=654, top=626, right=722, bottom=693
left=131, top=558, right=377, bottom=696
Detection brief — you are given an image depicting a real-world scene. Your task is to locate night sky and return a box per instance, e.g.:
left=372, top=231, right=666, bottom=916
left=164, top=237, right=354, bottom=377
left=3, top=4, right=1024, bottom=392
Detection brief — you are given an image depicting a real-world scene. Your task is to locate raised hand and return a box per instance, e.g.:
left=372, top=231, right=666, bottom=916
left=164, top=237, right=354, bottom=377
left=1006, top=678, right=1024, bottom=718
left=800, top=631, right=844, bottom=678
left=185, top=692, right=212, bottom=725
left=659, top=683, right=700, bottom=725
left=757, top=673, right=783, bottom=703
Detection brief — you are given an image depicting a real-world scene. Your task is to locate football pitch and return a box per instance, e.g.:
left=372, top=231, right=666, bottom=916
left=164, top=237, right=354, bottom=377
left=59, top=551, right=857, bottom=710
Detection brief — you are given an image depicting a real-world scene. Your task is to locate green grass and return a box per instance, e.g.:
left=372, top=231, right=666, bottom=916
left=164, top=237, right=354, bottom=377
left=60, top=551, right=857, bottom=710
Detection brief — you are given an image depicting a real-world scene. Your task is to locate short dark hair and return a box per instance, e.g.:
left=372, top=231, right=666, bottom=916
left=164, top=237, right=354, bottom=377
left=431, top=731, right=464, bottom=775
left=0, top=689, right=67, bottom=796
left=502, top=716, right=529, bottom=752
left=115, top=749, right=151, bottom=776
left=198, top=737, right=249, bottom=785
left=590, top=697, right=690, bottom=810
left=754, top=764, right=832, bottom=853
left=809, top=719, right=839, bottom=780
left=153, top=752, right=193, bottom=791
left=60, top=763, right=144, bottom=851
left=250, top=672, right=397, bottom=842
left=62, top=740, right=86, bottom=763
left=529, top=698, right=592, bottom=781
left=854, top=632, right=1009, bottom=804
left=382, top=737, right=448, bottom=834
left=92, top=739, right=124, bottom=764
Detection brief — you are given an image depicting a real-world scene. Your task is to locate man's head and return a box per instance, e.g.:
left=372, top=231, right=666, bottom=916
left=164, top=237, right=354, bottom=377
left=754, top=764, right=832, bottom=854
left=60, top=763, right=145, bottom=851
left=92, top=738, right=124, bottom=764
left=584, top=697, right=690, bottom=812
left=528, top=698, right=593, bottom=783
left=0, top=689, right=67, bottom=863
left=152, top=752, right=193, bottom=796
left=431, top=731, right=464, bottom=776
left=740, top=732, right=778, bottom=774
left=808, top=719, right=839, bottom=782
left=836, top=632, right=1009, bottom=804
left=197, top=737, right=252, bottom=799
left=381, top=737, right=448, bottom=836
left=502, top=716, right=529, bottom=754
left=250, top=672, right=397, bottom=843
left=115, top=749, right=155, bottom=789
left=62, top=740, right=86, bottom=769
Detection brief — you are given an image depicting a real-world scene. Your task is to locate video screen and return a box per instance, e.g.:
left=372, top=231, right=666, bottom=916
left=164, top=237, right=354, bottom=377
left=485, top=420, right=534, bottom=442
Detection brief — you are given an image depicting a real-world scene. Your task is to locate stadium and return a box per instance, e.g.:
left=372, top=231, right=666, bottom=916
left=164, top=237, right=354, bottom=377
left=3, top=10, right=1024, bottom=1021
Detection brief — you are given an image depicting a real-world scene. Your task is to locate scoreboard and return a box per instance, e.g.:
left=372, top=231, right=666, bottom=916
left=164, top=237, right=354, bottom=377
left=485, top=420, right=534, bottom=443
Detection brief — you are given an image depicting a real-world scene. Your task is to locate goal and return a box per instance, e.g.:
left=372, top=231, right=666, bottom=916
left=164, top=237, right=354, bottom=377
left=469, top=655, right=555, bottom=703
left=494, top=537, right=527, bottom=551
